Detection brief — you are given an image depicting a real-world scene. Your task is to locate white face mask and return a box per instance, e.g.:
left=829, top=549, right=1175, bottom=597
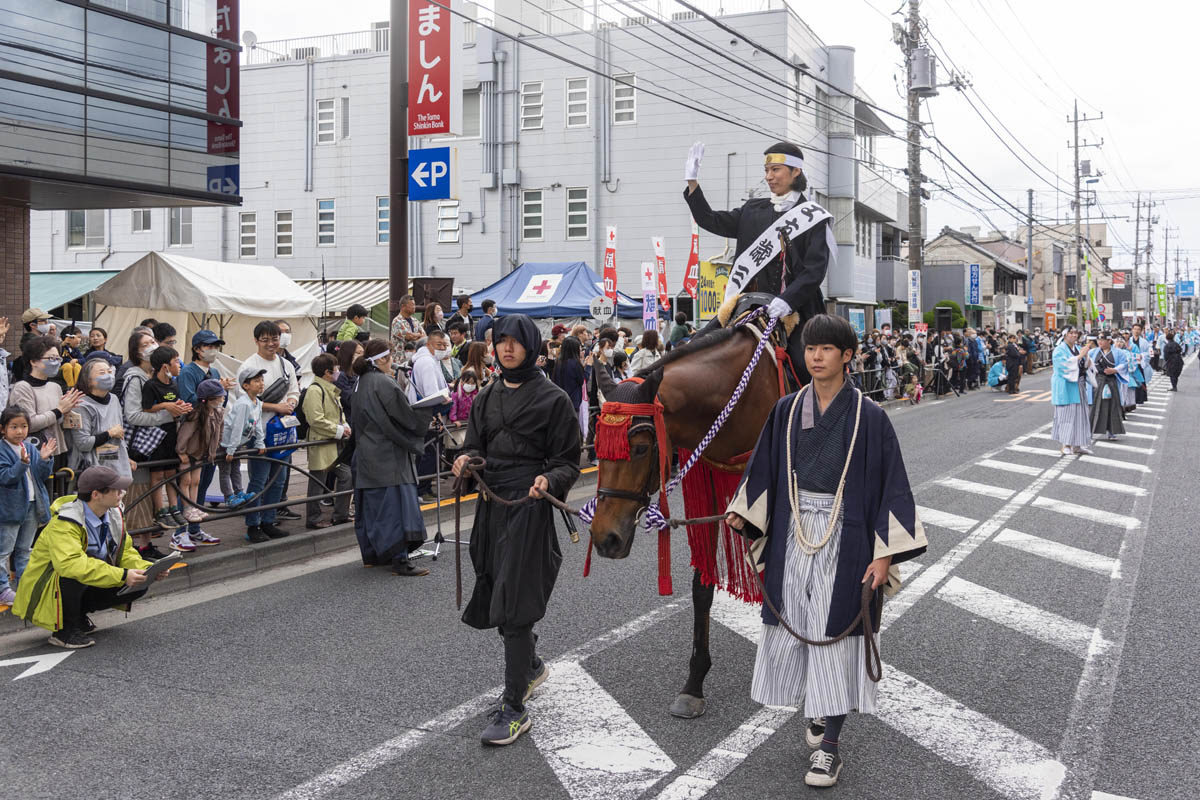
left=35, top=322, right=50, bottom=334
left=602, top=348, right=614, bottom=359
left=434, top=347, right=451, bottom=361
left=199, top=347, right=218, bottom=364
left=462, top=382, right=477, bottom=393
left=278, top=332, right=292, bottom=348
left=141, top=344, right=157, bottom=361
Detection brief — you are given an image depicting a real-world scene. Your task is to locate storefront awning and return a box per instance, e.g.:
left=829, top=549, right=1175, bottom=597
left=31, top=270, right=120, bottom=312
left=967, top=304, right=997, bottom=311
left=296, top=278, right=390, bottom=315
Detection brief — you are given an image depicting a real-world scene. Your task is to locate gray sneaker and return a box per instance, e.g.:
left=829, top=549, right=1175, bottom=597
left=805, top=717, right=826, bottom=749
left=805, top=749, right=842, bottom=787
left=480, top=704, right=531, bottom=746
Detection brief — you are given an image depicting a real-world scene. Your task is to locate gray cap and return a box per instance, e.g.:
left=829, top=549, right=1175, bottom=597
left=76, top=466, right=133, bottom=494
left=237, top=366, right=268, bottom=387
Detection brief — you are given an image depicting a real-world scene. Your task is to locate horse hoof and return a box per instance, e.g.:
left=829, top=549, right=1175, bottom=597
left=669, top=694, right=706, bottom=719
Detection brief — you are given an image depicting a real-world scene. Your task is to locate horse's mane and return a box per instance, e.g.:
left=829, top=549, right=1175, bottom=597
left=633, top=326, right=742, bottom=378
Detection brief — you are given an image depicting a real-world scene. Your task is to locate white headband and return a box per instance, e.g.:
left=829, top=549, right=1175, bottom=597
left=367, top=350, right=389, bottom=364
left=765, top=152, right=804, bottom=169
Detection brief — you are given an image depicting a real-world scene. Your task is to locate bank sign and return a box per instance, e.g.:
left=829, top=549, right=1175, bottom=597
left=408, top=0, right=462, bottom=136
left=207, top=0, right=239, bottom=155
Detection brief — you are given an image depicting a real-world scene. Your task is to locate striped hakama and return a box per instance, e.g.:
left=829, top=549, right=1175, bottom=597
left=1118, top=381, right=1134, bottom=408
left=750, top=491, right=877, bottom=717
left=1052, top=402, right=1091, bottom=448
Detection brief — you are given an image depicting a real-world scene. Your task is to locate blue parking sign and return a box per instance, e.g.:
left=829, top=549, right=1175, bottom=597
left=409, top=147, right=454, bottom=201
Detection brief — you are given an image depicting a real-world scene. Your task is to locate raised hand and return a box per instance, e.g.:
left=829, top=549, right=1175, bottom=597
left=39, top=438, right=57, bottom=459
left=685, top=141, right=705, bottom=183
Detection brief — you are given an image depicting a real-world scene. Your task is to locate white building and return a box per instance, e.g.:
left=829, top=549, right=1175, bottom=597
left=31, top=0, right=911, bottom=319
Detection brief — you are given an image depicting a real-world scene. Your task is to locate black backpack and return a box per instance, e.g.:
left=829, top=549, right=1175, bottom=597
left=294, top=382, right=333, bottom=440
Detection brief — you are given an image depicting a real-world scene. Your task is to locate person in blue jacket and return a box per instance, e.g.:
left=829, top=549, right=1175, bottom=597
left=0, top=406, right=56, bottom=606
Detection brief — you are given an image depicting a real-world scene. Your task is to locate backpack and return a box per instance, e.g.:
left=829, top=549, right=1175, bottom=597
left=293, top=382, right=328, bottom=440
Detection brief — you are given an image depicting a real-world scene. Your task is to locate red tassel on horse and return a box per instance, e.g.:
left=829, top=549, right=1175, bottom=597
left=595, top=413, right=632, bottom=461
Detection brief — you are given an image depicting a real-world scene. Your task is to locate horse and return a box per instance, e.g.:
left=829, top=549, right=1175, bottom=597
left=588, top=319, right=788, bottom=719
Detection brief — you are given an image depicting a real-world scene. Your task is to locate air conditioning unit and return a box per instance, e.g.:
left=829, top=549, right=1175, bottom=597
left=671, top=11, right=697, bottom=21
left=291, top=46, right=321, bottom=60
left=349, top=47, right=372, bottom=55
left=622, top=15, right=653, bottom=26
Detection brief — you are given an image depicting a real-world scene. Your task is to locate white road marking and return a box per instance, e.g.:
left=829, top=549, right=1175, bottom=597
left=1131, top=412, right=1165, bottom=419
left=934, top=477, right=1016, bottom=499
left=275, top=600, right=688, bottom=800
left=1093, top=440, right=1155, bottom=455
left=653, top=705, right=795, bottom=800
left=1091, top=792, right=1142, bottom=800
left=1072, top=454, right=1152, bottom=473
left=877, top=668, right=1065, bottom=800
left=915, top=505, right=977, bottom=533
left=0, top=651, right=73, bottom=680
left=1056, top=473, right=1148, bottom=496
left=1112, top=431, right=1156, bottom=440
left=710, top=590, right=762, bottom=643
left=936, top=576, right=1101, bottom=658
left=1006, top=444, right=1064, bottom=457
left=533, top=661, right=675, bottom=800
left=1030, top=496, right=1140, bottom=529
left=1122, top=421, right=1162, bottom=429
left=993, top=529, right=1118, bottom=576
left=898, top=560, right=925, bottom=583
left=976, top=458, right=1044, bottom=476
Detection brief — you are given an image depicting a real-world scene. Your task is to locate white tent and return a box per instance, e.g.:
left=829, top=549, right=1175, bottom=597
left=91, top=252, right=322, bottom=361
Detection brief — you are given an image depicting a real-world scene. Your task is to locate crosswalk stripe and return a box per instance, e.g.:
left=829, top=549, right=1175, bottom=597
left=1056, top=473, right=1148, bottom=496
left=1006, top=444, right=1063, bottom=457
left=899, top=560, right=925, bottom=583
left=1093, top=440, right=1155, bottom=455
left=1122, top=421, right=1162, bottom=429
left=993, top=528, right=1119, bottom=575
left=1030, top=495, right=1140, bottom=529
left=933, top=477, right=1016, bottom=499
left=876, top=668, right=1066, bottom=800
left=915, top=505, right=977, bottom=533
left=1092, top=792, right=1142, bottom=800
left=1073, top=455, right=1152, bottom=473
left=976, top=458, right=1044, bottom=476
left=1132, top=412, right=1165, bottom=419
left=936, top=576, right=1099, bottom=658
left=533, top=661, right=676, bottom=800
left=710, top=591, right=763, bottom=643
left=1114, top=431, right=1156, bottom=439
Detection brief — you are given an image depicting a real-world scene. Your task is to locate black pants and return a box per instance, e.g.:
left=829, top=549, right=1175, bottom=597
left=499, top=624, right=540, bottom=711
left=306, top=463, right=352, bottom=524
left=58, top=577, right=146, bottom=631
left=1170, top=375, right=1179, bottom=389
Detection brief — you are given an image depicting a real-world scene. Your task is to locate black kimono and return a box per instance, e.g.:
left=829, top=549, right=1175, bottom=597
left=461, top=373, right=582, bottom=630
left=1004, top=342, right=1024, bottom=393
left=684, top=185, right=833, bottom=368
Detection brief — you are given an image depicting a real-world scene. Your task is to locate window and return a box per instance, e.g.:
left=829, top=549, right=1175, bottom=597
left=340, top=97, right=351, bottom=139
left=613, top=73, right=636, bottom=124
left=520, top=81, right=543, bottom=131
left=131, top=209, right=151, bottom=233
left=462, top=88, right=481, bottom=137
left=566, top=187, right=589, bottom=240
left=566, top=77, right=589, bottom=128
left=317, top=199, right=336, bottom=246
left=275, top=210, right=293, bottom=257
left=521, top=190, right=543, bottom=241
left=814, top=87, right=830, bottom=131
left=239, top=212, right=257, bottom=258
left=437, top=200, right=461, bottom=244
left=67, top=210, right=105, bottom=248
left=376, top=197, right=390, bottom=244
left=316, top=99, right=336, bottom=144
left=854, top=214, right=873, bottom=258
left=169, top=207, right=192, bottom=246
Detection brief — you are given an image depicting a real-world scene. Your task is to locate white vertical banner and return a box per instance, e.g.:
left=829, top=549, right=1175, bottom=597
left=908, top=269, right=922, bottom=320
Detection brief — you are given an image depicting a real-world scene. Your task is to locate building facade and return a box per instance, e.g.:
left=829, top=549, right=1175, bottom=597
left=29, top=0, right=910, bottom=323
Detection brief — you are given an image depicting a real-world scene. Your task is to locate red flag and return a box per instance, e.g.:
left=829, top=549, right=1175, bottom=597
left=683, top=222, right=700, bottom=299
left=652, top=236, right=670, bottom=313
left=603, top=226, right=618, bottom=303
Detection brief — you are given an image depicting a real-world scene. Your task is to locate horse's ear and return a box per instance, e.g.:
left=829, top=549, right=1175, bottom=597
left=639, top=368, right=663, bottom=399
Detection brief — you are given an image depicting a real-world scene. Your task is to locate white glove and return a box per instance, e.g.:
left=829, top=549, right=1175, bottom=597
left=767, top=297, right=792, bottom=320
left=685, top=141, right=705, bottom=181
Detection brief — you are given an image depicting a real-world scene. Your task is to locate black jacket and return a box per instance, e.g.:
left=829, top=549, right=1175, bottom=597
left=684, top=186, right=831, bottom=320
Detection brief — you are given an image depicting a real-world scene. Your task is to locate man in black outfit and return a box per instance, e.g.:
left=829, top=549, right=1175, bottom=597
left=451, top=314, right=581, bottom=746
left=684, top=141, right=837, bottom=376
left=1004, top=334, right=1025, bottom=394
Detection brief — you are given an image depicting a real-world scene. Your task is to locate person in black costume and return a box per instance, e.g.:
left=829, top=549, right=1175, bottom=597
left=452, top=314, right=582, bottom=746
left=684, top=141, right=836, bottom=379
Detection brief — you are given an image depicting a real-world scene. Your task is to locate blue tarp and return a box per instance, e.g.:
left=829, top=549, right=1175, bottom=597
left=468, top=261, right=642, bottom=318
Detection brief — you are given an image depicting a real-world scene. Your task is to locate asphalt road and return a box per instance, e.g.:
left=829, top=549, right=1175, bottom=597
left=2, top=362, right=1196, bottom=800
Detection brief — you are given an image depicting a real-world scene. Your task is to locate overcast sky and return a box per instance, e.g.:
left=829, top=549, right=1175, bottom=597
left=241, top=0, right=1198, bottom=284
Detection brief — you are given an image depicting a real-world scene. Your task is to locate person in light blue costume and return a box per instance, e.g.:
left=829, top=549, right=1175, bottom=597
left=1051, top=328, right=1093, bottom=455
left=1130, top=323, right=1154, bottom=391
left=1114, top=335, right=1137, bottom=412
left=1126, top=331, right=1148, bottom=406
left=1088, top=332, right=1127, bottom=439
left=987, top=360, right=1007, bottom=390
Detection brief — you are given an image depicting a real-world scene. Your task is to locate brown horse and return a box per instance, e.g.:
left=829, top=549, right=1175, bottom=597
left=588, top=324, right=782, bottom=718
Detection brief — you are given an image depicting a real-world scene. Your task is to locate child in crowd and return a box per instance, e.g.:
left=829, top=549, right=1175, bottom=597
left=0, top=407, right=56, bottom=606
left=140, top=347, right=187, bottom=531
left=449, top=368, right=480, bottom=423
left=176, top=379, right=228, bottom=533
left=221, top=367, right=267, bottom=537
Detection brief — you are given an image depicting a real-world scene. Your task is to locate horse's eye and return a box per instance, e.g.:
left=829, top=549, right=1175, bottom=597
left=631, top=444, right=650, bottom=457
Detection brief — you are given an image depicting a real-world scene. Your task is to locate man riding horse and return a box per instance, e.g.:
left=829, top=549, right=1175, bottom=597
left=684, top=140, right=837, bottom=379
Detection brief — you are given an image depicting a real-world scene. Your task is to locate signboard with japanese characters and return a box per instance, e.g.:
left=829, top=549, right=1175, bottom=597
left=1112, top=271, right=1126, bottom=287
left=682, top=222, right=700, bottom=300
left=603, top=227, right=618, bottom=303
left=408, top=0, right=463, bottom=136
left=207, top=0, right=240, bottom=155
left=907, top=269, right=921, bottom=319
left=1156, top=283, right=1169, bottom=316
left=652, top=236, right=670, bottom=313
left=641, top=261, right=659, bottom=331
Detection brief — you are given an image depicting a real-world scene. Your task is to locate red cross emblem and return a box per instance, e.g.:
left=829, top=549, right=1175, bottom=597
left=644, top=267, right=653, bottom=281
left=531, top=279, right=553, bottom=295
left=609, top=230, right=615, bottom=242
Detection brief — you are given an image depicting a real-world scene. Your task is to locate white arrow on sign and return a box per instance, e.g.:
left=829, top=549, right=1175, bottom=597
left=412, top=161, right=448, bottom=188
left=0, top=651, right=73, bottom=680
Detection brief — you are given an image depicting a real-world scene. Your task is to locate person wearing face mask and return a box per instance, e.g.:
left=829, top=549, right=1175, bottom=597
left=11, top=307, right=54, bottom=383
left=69, top=359, right=131, bottom=481
left=272, top=319, right=302, bottom=377
left=174, top=330, right=235, bottom=541
left=302, top=354, right=353, bottom=529
left=411, top=330, right=454, bottom=501
left=10, top=336, right=84, bottom=471
left=450, top=368, right=481, bottom=423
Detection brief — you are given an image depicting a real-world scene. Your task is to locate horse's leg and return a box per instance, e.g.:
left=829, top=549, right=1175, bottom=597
left=670, top=567, right=715, bottom=719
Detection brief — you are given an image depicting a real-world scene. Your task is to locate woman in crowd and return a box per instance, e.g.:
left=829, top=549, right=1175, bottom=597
left=551, top=335, right=586, bottom=438
left=463, top=341, right=496, bottom=387
left=9, top=335, right=82, bottom=472
left=351, top=339, right=435, bottom=577
left=83, top=327, right=123, bottom=369
left=335, top=340, right=362, bottom=421
left=423, top=302, right=446, bottom=335
left=69, top=359, right=131, bottom=479
left=629, top=330, right=661, bottom=373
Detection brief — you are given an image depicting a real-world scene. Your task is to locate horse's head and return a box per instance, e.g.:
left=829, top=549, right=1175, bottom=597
left=589, top=372, right=664, bottom=559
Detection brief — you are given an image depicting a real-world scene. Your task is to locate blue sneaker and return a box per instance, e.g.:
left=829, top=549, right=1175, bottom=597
left=480, top=704, right=531, bottom=746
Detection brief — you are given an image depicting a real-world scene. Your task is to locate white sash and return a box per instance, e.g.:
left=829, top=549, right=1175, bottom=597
left=724, top=200, right=835, bottom=303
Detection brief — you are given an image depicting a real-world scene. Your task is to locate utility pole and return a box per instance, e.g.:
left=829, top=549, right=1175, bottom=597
left=1162, top=224, right=1170, bottom=325
left=1068, top=100, right=1102, bottom=327
left=1144, top=196, right=1157, bottom=323
left=1027, top=188, right=1035, bottom=324
left=904, top=0, right=923, bottom=273
left=389, top=0, right=410, bottom=318
left=1132, top=193, right=1141, bottom=324
left=1175, top=247, right=1181, bottom=323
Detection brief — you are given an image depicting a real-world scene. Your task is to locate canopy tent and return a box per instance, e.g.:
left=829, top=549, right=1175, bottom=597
left=296, top=278, right=390, bottom=316
left=90, top=253, right=323, bottom=376
left=468, top=261, right=642, bottom=319
left=31, top=270, right=120, bottom=313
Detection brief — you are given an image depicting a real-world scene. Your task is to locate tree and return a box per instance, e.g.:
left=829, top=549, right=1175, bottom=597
left=923, top=300, right=967, bottom=330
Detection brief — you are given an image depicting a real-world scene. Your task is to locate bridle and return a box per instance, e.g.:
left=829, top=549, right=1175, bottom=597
left=594, top=418, right=660, bottom=517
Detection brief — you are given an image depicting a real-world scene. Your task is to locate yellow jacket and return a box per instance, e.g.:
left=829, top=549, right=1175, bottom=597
left=302, top=376, right=345, bottom=472
left=11, top=495, right=151, bottom=632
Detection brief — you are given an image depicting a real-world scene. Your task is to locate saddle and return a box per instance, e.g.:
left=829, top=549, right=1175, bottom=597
left=714, top=292, right=803, bottom=393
